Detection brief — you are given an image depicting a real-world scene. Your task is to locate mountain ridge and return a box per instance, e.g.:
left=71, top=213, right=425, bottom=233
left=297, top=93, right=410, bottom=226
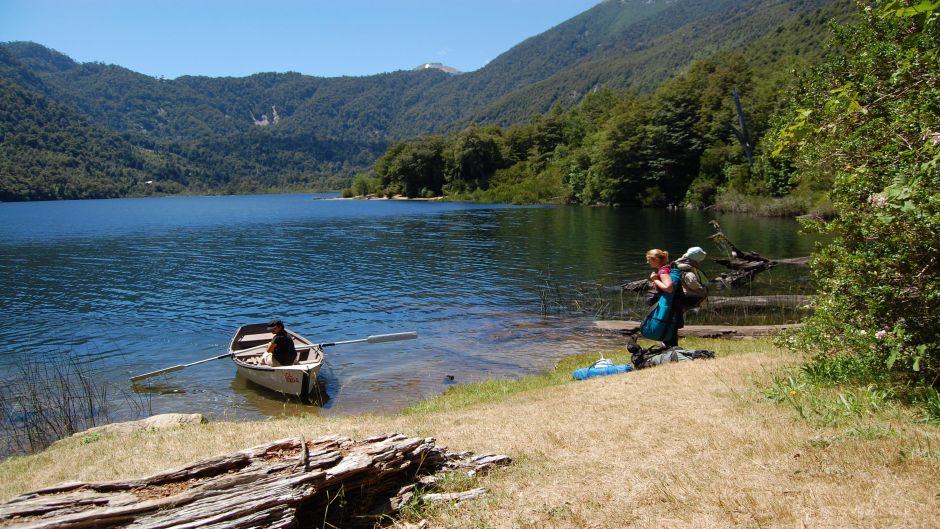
left=0, top=0, right=847, bottom=200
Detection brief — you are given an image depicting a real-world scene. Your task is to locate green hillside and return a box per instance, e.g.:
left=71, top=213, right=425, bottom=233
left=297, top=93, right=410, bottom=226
left=0, top=0, right=851, bottom=201
left=469, top=0, right=846, bottom=125
left=0, top=47, right=202, bottom=200
left=352, top=0, right=857, bottom=209
left=0, top=76, right=180, bottom=201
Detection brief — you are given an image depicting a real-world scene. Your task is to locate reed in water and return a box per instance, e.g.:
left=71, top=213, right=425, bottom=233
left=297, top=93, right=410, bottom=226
left=0, top=355, right=149, bottom=455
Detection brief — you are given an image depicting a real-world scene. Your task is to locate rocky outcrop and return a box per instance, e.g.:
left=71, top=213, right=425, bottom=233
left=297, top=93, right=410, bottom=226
left=70, top=413, right=207, bottom=438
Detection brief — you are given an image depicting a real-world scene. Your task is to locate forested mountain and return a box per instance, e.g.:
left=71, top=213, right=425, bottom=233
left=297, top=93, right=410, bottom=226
left=0, top=0, right=849, bottom=201
left=468, top=0, right=844, bottom=125
left=0, top=47, right=203, bottom=200
left=353, top=0, right=857, bottom=209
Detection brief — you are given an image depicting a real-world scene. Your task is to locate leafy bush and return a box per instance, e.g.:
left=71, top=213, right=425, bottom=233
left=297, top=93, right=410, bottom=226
left=346, top=173, right=380, bottom=197
left=922, top=389, right=940, bottom=424
left=774, top=1, right=940, bottom=386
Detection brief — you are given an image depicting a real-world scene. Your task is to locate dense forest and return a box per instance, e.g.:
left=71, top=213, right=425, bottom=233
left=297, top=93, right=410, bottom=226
left=350, top=0, right=855, bottom=213
left=0, top=0, right=849, bottom=201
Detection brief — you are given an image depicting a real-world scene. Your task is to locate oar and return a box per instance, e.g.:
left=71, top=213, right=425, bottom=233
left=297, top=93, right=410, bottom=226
left=130, top=331, right=418, bottom=382
left=130, top=352, right=233, bottom=382
left=131, top=343, right=275, bottom=382
left=318, top=331, right=418, bottom=347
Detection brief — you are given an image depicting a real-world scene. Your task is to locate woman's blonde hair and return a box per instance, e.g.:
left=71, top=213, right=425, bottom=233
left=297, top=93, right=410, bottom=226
left=646, top=249, right=669, bottom=263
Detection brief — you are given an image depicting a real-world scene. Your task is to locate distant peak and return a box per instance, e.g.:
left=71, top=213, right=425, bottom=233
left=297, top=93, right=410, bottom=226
left=2, top=41, right=77, bottom=73
left=414, top=62, right=461, bottom=74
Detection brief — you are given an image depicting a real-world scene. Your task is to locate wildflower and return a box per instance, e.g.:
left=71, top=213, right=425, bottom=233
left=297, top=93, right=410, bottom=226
left=876, top=330, right=888, bottom=340
left=789, top=389, right=798, bottom=396
left=868, top=193, right=888, bottom=208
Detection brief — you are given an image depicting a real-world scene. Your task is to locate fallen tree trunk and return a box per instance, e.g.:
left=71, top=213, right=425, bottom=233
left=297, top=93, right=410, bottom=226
left=707, top=220, right=810, bottom=288
left=594, top=320, right=800, bottom=338
left=711, top=268, right=763, bottom=290
left=775, top=256, right=810, bottom=266
left=705, top=295, right=813, bottom=310
left=622, top=278, right=651, bottom=293
left=0, top=434, right=510, bottom=529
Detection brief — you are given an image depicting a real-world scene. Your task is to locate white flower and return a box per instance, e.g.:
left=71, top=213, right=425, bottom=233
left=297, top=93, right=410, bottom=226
left=868, top=194, right=888, bottom=208
left=876, top=330, right=888, bottom=340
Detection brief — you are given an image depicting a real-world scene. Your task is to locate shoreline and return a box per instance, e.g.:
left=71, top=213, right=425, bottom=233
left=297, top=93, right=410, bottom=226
left=330, top=194, right=445, bottom=201
left=3, top=337, right=937, bottom=527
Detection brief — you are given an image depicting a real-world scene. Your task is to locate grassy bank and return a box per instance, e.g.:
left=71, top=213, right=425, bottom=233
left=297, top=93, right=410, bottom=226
left=2, top=337, right=938, bottom=528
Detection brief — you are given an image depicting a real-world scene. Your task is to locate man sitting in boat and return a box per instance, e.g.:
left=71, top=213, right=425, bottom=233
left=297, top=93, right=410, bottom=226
left=261, top=320, right=297, bottom=367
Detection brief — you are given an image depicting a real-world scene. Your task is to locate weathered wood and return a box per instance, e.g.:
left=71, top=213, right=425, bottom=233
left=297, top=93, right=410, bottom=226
left=621, top=278, right=651, bottom=293
left=708, top=221, right=770, bottom=266
left=0, top=434, right=510, bottom=529
left=705, top=295, right=813, bottom=310
left=422, top=488, right=487, bottom=503
left=775, top=256, right=811, bottom=266
left=594, top=320, right=801, bottom=338
left=706, top=220, right=815, bottom=289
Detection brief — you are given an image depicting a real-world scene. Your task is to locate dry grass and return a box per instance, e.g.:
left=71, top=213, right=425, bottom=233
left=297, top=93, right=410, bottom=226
left=1, top=338, right=938, bottom=528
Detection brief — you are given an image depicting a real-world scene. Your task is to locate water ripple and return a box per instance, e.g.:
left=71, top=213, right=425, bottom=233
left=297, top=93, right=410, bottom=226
left=0, top=195, right=816, bottom=420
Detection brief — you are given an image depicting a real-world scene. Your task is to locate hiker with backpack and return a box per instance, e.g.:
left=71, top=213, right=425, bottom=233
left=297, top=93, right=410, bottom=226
left=638, top=246, right=708, bottom=348
left=640, top=248, right=684, bottom=347
left=632, top=246, right=715, bottom=368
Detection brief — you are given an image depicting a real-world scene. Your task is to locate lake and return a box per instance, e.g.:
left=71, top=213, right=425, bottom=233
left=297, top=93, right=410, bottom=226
left=0, top=194, right=817, bottom=421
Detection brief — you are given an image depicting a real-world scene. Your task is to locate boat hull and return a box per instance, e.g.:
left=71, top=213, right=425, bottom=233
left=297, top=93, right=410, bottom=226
left=228, top=323, right=324, bottom=403
left=233, top=362, right=320, bottom=402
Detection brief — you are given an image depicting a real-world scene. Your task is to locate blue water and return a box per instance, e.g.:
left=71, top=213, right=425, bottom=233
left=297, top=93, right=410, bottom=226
left=0, top=194, right=816, bottom=419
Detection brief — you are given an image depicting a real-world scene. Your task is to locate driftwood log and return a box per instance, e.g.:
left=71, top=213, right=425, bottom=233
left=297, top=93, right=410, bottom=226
left=705, top=295, right=813, bottom=310
left=708, top=220, right=811, bottom=289
left=594, top=320, right=800, bottom=338
left=0, top=433, right=510, bottom=529
left=621, top=223, right=809, bottom=294
left=622, top=278, right=651, bottom=293
left=619, top=290, right=813, bottom=312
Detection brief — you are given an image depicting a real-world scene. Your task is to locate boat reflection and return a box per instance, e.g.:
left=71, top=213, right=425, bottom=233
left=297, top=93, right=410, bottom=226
left=230, top=370, right=332, bottom=415
left=131, top=382, right=187, bottom=395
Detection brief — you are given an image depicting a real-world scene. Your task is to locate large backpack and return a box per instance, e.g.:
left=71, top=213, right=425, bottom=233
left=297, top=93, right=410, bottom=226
left=676, top=259, right=708, bottom=309
left=630, top=344, right=716, bottom=369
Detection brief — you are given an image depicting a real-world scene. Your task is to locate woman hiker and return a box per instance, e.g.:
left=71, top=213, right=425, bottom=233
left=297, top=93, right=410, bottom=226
left=640, top=248, right=684, bottom=348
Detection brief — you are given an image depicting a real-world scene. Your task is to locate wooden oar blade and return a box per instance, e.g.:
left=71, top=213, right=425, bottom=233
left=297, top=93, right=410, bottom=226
left=366, top=331, right=418, bottom=344
left=130, top=352, right=233, bottom=382
left=130, top=364, right=185, bottom=382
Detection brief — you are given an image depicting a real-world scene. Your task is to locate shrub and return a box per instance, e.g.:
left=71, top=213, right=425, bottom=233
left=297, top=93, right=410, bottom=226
left=774, top=1, right=940, bottom=386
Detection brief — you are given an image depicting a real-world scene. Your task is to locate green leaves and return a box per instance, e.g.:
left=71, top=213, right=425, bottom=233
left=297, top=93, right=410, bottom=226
left=882, top=0, right=940, bottom=19
left=779, top=0, right=940, bottom=386
left=772, top=108, right=816, bottom=157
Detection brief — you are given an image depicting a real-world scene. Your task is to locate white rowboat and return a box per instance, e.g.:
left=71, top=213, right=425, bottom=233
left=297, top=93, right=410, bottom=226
left=228, top=323, right=324, bottom=403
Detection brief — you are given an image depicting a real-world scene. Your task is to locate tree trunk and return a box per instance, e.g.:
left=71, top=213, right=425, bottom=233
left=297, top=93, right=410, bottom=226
left=705, top=295, right=813, bottom=310
left=0, top=434, right=510, bottom=529
left=594, top=320, right=801, bottom=338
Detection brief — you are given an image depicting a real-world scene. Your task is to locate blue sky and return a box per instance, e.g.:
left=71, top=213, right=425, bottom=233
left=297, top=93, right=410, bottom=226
left=0, top=0, right=600, bottom=78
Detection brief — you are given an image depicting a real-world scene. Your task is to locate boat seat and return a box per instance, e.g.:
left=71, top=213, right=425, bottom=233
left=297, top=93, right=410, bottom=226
left=239, top=332, right=273, bottom=344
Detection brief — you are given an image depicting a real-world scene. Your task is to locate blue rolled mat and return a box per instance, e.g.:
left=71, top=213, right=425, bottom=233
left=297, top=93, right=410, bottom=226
left=573, top=362, right=633, bottom=380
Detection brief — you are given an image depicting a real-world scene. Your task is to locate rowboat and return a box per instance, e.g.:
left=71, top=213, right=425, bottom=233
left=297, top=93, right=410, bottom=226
left=228, top=323, right=324, bottom=403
